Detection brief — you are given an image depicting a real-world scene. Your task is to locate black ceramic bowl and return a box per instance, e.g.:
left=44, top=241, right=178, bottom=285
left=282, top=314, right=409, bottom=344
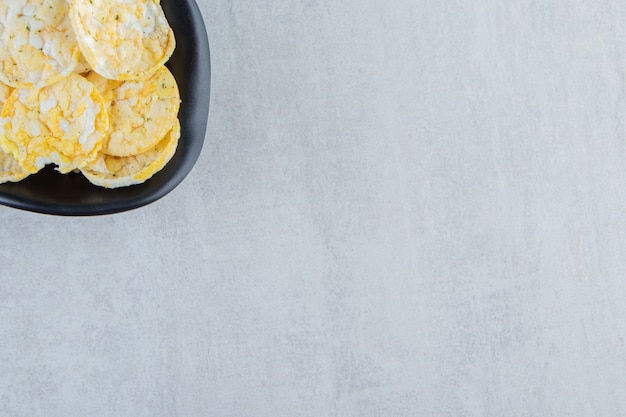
left=0, top=0, right=211, bottom=216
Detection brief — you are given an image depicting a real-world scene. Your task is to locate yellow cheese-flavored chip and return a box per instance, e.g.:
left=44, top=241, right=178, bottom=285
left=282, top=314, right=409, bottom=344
left=81, top=119, right=180, bottom=188
left=85, top=71, right=123, bottom=105
left=0, top=72, right=109, bottom=174
left=0, top=81, right=12, bottom=110
left=70, top=0, right=175, bottom=81
left=0, top=80, right=27, bottom=183
left=74, top=52, right=92, bottom=74
left=0, top=147, right=29, bottom=184
left=0, top=0, right=79, bottom=88
left=87, top=66, right=180, bottom=157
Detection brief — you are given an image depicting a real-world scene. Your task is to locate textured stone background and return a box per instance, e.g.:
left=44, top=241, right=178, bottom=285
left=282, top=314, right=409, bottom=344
left=2, top=0, right=626, bottom=415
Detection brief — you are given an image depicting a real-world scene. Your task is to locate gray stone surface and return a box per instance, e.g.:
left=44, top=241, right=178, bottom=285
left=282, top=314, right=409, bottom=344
left=2, top=0, right=626, bottom=415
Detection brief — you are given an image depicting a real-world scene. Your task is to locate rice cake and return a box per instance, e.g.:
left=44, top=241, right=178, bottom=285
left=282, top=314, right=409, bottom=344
left=0, top=72, right=109, bottom=174
left=87, top=66, right=180, bottom=157
left=81, top=119, right=179, bottom=188
left=70, top=0, right=175, bottom=81
left=0, top=0, right=79, bottom=88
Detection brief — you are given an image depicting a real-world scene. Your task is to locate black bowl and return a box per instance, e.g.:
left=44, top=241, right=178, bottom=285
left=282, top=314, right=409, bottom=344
left=0, top=0, right=211, bottom=216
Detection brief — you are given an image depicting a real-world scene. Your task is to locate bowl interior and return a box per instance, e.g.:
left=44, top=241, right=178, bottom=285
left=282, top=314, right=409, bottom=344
left=0, top=0, right=211, bottom=216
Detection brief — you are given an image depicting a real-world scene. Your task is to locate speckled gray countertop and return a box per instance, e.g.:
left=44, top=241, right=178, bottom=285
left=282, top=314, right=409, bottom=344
left=2, top=1, right=626, bottom=416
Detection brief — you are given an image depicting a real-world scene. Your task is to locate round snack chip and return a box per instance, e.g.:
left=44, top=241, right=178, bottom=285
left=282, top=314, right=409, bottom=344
left=0, top=72, right=109, bottom=174
left=0, top=80, right=26, bottom=183
left=74, top=52, right=92, bottom=74
left=81, top=119, right=180, bottom=188
left=85, top=71, right=123, bottom=105
left=0, top=81, right=12, bottom=109
left=87, top=66, right=180, bottom=157
left=0, top=147, right=29, bottom=184
left=0, top=0, right=79, bottom=88
left=70, top=0, right=175, bottom=81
